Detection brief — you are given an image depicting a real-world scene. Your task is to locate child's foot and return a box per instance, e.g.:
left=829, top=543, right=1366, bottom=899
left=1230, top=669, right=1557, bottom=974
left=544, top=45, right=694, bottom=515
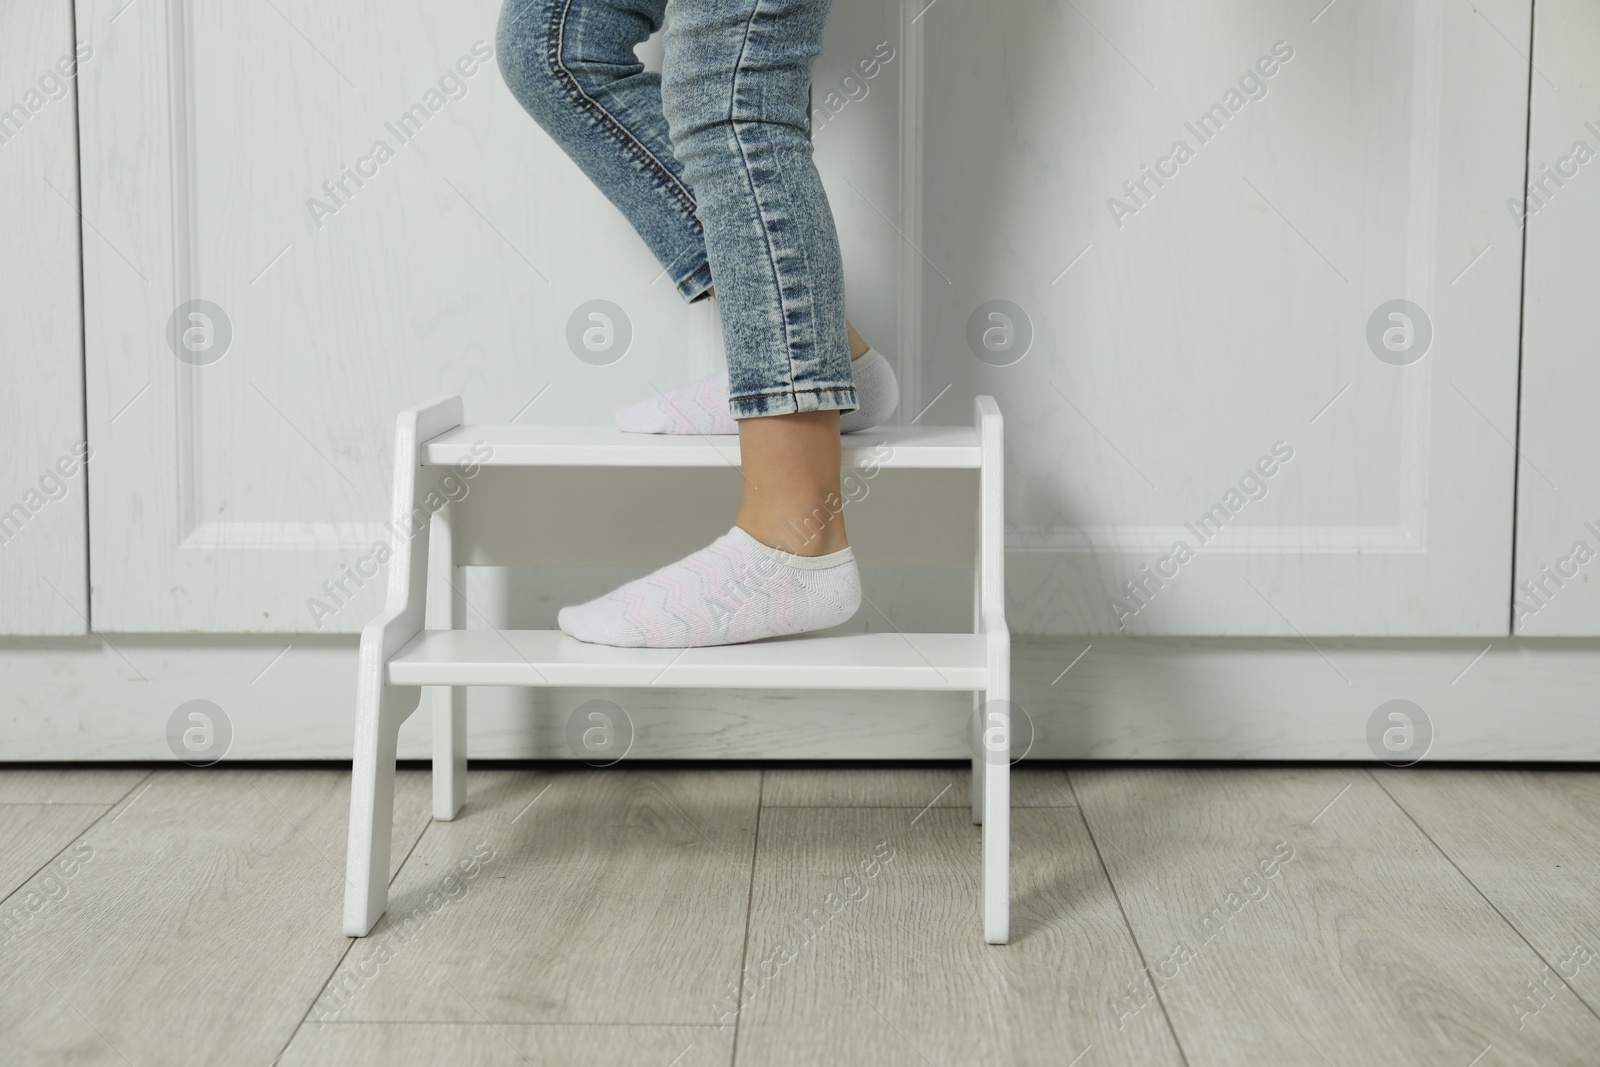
left=614, top=349, right=898, bottom=436
left=557, top=526, right=861, bottom=647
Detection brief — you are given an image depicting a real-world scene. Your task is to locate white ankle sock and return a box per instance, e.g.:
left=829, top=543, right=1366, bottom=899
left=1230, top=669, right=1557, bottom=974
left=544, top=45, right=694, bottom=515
left=557, top=527, right=862, bottom=648
left=839, top=349, right=898, bottom=434
left=614, top=348, right=898, bottom=436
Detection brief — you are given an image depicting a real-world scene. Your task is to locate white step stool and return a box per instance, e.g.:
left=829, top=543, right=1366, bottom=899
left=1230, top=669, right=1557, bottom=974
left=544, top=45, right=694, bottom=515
left=341, top=395, right=1012, bottom=943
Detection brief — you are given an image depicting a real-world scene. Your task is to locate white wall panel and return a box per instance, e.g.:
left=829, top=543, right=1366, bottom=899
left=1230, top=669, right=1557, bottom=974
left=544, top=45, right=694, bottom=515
left=3, top=635, right=1597, bottom=762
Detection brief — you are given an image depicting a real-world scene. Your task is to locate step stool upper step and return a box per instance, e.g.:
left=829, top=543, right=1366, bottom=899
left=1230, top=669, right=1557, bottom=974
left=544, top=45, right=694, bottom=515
left=422, top=424, right=981, bottom=469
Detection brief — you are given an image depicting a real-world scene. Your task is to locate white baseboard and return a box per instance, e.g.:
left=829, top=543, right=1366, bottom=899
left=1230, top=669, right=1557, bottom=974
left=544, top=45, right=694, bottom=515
left=2, top=634, right=1596, bottom=762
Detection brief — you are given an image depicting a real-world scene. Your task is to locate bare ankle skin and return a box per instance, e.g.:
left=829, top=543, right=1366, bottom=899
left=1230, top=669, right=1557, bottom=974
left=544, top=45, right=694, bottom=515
left=734, top=410, right=848, bottom=556
left=845, top=320, right=870, bottom=360
left=704, top=282, right=860, bottom=554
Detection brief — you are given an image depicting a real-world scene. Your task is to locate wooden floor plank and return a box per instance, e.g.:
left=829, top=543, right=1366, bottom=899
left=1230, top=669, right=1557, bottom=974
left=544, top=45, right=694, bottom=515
left=4, top=765, right=1596, bottom=1066
left=0, top=804, right=108, bottom=900
left=0, top=768, right=432, bottom=1067
left=1070, top=767, right=1600, bottom=1067
left=730, top=805, right=1183, bottom=1066
left=1376, top=768, right=1600, bottom=1025
left=317, top=767, right=760, bottom=1025
left=760, top=764, right=1073, bottom=808
left=0, top=767, right=149, bottom=804
left=278, top=1022, right=733, bottom=1066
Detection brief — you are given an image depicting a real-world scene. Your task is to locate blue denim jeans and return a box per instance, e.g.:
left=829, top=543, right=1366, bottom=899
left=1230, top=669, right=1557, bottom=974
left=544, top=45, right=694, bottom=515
left=497, top=0, right=859, bottom=419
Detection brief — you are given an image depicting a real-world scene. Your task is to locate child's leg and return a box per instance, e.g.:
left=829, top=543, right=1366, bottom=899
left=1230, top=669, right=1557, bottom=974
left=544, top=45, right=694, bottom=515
left=659, top=0, right=852, bottom=426
left=497, top=0, right=897, bottom=435
left=558, top=0, right=869, bottom=647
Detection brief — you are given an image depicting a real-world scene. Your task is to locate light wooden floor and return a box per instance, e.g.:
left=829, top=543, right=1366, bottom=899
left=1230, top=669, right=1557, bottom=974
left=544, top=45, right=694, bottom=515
left=2, top=764, right=1598, bottom=1066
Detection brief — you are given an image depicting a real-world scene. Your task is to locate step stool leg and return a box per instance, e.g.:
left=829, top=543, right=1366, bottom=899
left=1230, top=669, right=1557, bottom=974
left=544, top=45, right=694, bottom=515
left=429, top=506, right=467, bottom=821
left=969, top=694, right=985, bottom=825
left=982, top=694, right=1011, bottom=945
left=344, top=684, right=421, bottom=936
left=433, top=684, right=467, bottom=820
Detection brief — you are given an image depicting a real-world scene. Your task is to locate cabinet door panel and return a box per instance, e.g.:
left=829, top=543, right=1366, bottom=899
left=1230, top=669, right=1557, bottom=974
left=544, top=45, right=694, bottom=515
left=918, top=0, right=1528, bottom=635
left=77, top=0, right=910, bottom=632
left=79, top=0, right=1529, bottom=637
left=1, top=0, right=88, bottom=635
left=1511, top=0, right=1600, bottom=635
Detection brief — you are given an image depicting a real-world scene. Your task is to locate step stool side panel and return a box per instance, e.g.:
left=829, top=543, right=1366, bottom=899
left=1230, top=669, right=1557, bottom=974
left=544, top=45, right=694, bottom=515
left=970, top=531, right=985, bottom=825
left=976, top=396, right=1010, bottom=944
left=982, top=635, right=1010, bottom=945
left=343, top=683, right=420, bottom=935
left=376, top=397, right=464, bottom=654
left=975, top=396, right=1005, bottom=629
left=969, top=692, right=985, bottom=825
left=344, top=397, right=462, bottom=936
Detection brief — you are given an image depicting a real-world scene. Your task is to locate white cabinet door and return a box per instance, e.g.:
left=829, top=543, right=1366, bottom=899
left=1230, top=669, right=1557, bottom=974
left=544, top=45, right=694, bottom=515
left=78, top=0, right=1529, bottom=638
left=916, top=0, right=1529, bottom=635
left=1, top=0, right=89, bottom=635
left=1511, top=0, right=1600, bottom=635
left=77, top=0, right=909, bottom=632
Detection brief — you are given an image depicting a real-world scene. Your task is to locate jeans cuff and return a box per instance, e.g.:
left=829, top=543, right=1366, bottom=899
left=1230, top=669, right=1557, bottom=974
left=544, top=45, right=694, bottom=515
left=675, top=260, right=714, bottom=303
left=729, top=385, right=860, bottom=420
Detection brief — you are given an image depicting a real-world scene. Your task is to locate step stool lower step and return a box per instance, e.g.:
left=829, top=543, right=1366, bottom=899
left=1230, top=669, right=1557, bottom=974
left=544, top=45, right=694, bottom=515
left=387, top=629, right=990, bottom=690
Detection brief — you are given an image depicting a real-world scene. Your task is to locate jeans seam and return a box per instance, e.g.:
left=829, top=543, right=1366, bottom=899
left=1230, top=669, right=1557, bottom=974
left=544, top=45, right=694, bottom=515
left=732, top=385, right=852, bottom=399
left=679, top=263, right=714, bottom=301
left=665, top=245, right=712, bottom=294
left=546, top=0, right=702, bottom=232
left=726, top=0, right=810, bottom=392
